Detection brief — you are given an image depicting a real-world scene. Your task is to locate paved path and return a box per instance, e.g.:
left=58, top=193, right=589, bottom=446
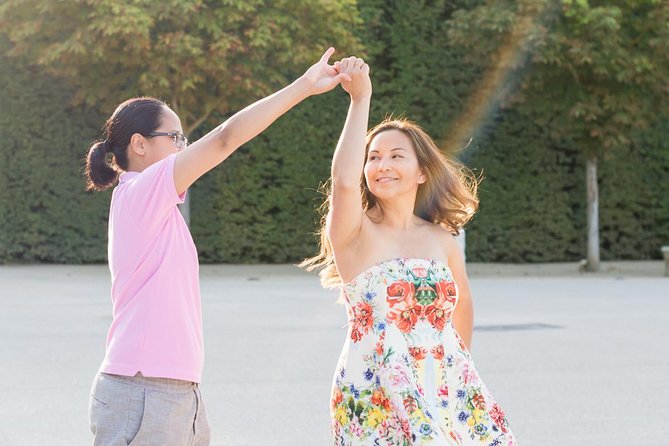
left=0, top=263, right=667, bottom=445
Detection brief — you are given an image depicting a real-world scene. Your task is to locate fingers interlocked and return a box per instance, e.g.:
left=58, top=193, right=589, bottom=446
left=337, top=56, right=368, bottom=74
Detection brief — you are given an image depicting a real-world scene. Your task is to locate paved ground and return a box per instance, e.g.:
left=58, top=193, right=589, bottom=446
left=0, top=262, right=667, bottom=445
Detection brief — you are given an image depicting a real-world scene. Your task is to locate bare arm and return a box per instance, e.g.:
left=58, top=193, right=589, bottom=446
left=174, top=48, right=348, bottom=195
left=447, top=232, right=474, bottom=350
left=326, top=57, right=372, bottom=249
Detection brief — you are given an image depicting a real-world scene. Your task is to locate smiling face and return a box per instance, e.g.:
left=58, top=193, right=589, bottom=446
left=364, top=129, right=426, bottom=201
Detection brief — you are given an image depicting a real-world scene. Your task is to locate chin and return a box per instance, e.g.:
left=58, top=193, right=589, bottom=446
left=368, top=187, right=396, bottom=201
left=370, top=185, right=418, bottom=202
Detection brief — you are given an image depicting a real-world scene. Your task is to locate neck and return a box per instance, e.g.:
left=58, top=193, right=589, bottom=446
left=370, top=195, right=419, bottom=230
left=126, top=155, right=149, bottom=173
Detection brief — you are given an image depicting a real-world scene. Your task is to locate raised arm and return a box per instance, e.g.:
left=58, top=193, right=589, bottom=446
left=326, top=57, right=372, bottom=249
left=173, top=48, right=349, bottom=195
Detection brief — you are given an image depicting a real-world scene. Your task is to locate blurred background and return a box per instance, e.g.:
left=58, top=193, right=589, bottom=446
left=0, top=0, right=667, bottom=269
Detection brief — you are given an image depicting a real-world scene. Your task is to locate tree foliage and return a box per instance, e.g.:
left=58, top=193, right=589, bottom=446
left=0, top=0, right=362, bottom=134
left=447, top=0, right=669, bottom=268
left=448, top=0, right=669, bottom=154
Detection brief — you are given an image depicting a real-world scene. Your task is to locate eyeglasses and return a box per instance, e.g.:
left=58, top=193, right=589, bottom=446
left=144, top=131, right=188, bottom=150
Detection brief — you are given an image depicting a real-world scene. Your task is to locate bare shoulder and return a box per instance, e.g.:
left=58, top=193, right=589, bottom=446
left=425, top=222, right=459, bottom=253
left=406, top=218, right=460, bottom=265
left=427, top=223, right=468, bottom=274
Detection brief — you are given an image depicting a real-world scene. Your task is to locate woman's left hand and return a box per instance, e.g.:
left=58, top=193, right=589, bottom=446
left=301, top=47, right=352, bottom=96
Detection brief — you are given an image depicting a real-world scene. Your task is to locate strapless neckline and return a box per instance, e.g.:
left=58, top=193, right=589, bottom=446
left=341, top=257, right=453, bottom=288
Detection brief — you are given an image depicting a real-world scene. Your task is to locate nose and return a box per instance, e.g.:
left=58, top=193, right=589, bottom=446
left=377, top=156, right=391, bottom=172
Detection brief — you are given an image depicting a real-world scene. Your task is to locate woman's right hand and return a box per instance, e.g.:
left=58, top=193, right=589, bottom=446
left=336, top=57, right=372, bottom=102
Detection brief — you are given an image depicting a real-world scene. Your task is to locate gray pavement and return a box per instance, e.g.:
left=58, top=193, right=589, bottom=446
left=0, top=262, right=668, bottom=445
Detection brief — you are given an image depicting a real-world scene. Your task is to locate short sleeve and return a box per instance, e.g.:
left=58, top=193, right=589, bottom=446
left=122, top=153, right=185, bottom=231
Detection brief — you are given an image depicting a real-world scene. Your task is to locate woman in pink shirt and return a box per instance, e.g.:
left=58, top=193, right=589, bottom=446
left=84, top=48, right=351, bottom=446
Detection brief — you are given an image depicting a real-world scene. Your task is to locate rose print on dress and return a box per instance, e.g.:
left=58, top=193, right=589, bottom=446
left=387, top=276, right=457, bottom=334
left=431, top=344, right=445, bottom=360
left=408, top=346, right=427, bottom=361
left=386, top=280, right=422, bottom=333
left=349, top=301, right=375, bottom=342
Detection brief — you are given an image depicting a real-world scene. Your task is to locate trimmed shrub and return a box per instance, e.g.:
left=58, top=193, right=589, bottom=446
left=190, top=93, right=350, bottom=263
left=1, top=2, right=667, bottom=264
left=0, top=52, right=108, bottom=263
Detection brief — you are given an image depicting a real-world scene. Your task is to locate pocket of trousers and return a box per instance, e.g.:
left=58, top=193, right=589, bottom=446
left=89, top=374, right=112, bottom=435
left=129, top=388, right=196, bottom=446
left=192, top=388, right=211, bottom=444
left=127, top=387, right=148, bottom=445
left=89, top=393, right=108, bottom=435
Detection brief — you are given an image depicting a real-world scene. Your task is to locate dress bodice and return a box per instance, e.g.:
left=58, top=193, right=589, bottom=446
left=342, top=258, right=459, bottom=341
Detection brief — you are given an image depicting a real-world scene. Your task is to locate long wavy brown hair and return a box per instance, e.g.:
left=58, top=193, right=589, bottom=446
left=301, top=118, right=480, bottom=288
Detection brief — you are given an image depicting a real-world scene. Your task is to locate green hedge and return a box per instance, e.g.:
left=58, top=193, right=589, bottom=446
left=598, top=122, right=669, bottom=260
left=463, top=108, right=669, bottom=262
left=189, top=0, right=482, bottom=264
left=1, top=1, right=667, bottom=264
left=463, top=109, right=584, bottom=262
left=190, top=93, right=350, bottom=263
left=358, top=0, right=479, bottom=137
left=0, top=52, right=108, bottom=263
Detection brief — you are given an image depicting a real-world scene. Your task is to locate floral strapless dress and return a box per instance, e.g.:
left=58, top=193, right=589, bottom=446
left=331, top=258, right=517, bottom=446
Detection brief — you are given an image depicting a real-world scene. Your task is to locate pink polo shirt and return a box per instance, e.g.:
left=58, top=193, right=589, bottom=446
left=100, top=153, right=204, bottom=383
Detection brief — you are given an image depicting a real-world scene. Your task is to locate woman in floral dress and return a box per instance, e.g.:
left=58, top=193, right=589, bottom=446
left=302, top=57, right=517, bottom=445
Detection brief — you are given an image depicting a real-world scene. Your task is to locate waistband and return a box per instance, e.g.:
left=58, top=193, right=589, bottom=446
left=99, top=372, right=198, bottom=393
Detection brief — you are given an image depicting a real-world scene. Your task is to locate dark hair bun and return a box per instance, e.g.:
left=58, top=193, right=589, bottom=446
left=85, top=140, right=118, bottom=191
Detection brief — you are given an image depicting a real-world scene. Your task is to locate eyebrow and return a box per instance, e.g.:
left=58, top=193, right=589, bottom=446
left=368, top=147, right=408, bottom=154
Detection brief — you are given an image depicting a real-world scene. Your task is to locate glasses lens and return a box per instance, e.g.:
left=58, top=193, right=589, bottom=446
left=170, top=133, right=183, bottom=150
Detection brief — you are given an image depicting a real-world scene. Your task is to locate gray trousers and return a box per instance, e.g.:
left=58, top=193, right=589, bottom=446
left=89, top=372, right=210, bottom=446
